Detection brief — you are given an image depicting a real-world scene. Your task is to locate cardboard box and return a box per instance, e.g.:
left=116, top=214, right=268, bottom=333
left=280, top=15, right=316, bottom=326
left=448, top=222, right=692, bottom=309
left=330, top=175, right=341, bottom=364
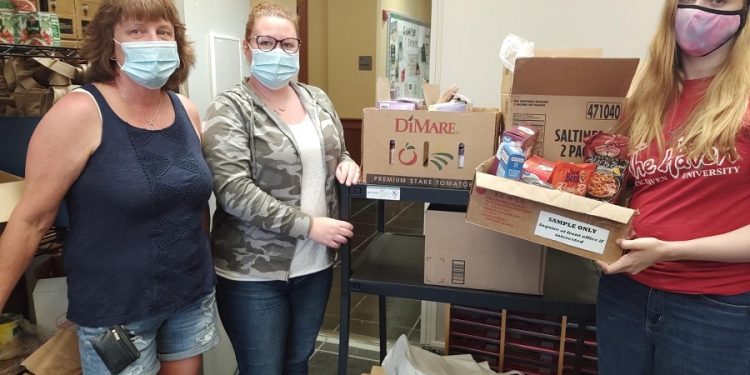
left=505, top=56, right=638, bottom=162
left=32, top=277, right=70, bottom=340
left=466, top=158, right=635, bottom=263
left=0, top=170, right=24, bottom=223
left=362, top=366, right=386, bottom=375
left=424, top=205, right=545, bottom=295
left=500, top=48, right=604, bottom=96
left=500, top=48, right=603, bottom=117
left=362, top=108, right=501, bottom=189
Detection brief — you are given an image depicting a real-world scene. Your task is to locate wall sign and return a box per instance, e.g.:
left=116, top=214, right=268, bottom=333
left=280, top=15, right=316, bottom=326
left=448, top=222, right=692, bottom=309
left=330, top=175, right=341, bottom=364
left=386, top=11, right=430, bottom=100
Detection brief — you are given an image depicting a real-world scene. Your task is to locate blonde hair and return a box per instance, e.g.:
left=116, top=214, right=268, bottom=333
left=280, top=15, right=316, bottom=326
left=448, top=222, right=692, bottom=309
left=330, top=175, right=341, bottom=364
left=622, top=0, right=750, bottom=160
left=245, top=1, right=299, bottom=41
left=81, top=0, right=195, bottom=91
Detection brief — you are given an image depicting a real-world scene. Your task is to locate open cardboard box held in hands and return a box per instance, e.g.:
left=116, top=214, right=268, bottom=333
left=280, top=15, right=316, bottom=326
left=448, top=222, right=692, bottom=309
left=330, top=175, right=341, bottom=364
left=467, top=158, right=636, bottom=263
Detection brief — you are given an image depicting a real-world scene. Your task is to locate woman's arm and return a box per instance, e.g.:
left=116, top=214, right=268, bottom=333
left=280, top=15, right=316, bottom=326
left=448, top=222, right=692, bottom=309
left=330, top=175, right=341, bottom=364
left=177, top=93, right=203, bottom=141
left=597, top=224, right=750, bottom=274
left=320, top=91, right=360, bottom=186
left=202, top=95, right=312, bottom=239
left=0, top=92, right=100, bottom=309
left=176, top=94, right=212, bottom=234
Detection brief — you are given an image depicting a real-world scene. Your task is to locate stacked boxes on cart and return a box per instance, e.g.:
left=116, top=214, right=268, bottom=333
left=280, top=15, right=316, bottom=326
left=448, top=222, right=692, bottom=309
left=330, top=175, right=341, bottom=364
left=364, top=49, right=642, bottom=264
left=447, top=305, right=598, bottom=375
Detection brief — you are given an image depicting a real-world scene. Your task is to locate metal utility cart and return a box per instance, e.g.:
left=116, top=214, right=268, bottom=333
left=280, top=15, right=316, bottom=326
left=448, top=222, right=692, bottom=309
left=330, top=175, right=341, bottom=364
left=337, top=184, right=599, bottom=375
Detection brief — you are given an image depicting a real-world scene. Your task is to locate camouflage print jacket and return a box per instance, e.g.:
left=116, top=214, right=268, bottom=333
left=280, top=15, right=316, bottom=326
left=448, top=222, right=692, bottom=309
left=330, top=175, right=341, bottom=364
left=202, top=80, right=353, bottom=280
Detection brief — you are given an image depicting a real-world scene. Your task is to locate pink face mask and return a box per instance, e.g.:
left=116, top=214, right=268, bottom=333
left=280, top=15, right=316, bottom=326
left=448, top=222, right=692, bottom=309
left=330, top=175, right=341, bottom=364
left=674, top=4, right=746, bottom=57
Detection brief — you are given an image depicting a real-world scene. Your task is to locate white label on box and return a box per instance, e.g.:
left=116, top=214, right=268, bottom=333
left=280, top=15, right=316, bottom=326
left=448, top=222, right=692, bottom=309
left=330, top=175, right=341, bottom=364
left=366, top=186, right=401, bottom=201
left=534, top=211, right=608, bottom=254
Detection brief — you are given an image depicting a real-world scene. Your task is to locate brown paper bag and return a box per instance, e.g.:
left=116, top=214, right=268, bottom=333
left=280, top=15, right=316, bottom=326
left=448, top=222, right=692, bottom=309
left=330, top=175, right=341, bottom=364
left=5, top=56, right=84, bottom=117
left=21, top=327, right=81, bottom=375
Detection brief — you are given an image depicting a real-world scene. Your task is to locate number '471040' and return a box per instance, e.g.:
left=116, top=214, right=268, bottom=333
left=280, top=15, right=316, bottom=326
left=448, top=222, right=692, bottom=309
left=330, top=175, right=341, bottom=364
left=586, top=103, right=621, bottom=120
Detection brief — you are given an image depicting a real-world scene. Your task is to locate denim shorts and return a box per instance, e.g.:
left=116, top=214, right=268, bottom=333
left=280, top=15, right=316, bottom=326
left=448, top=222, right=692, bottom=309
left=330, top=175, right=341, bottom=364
left=76, top=291, right=219, bottom=375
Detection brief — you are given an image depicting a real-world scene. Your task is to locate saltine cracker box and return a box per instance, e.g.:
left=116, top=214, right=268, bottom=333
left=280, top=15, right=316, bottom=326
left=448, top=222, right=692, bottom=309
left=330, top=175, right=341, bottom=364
left=506, top=57, right=639, bottom=162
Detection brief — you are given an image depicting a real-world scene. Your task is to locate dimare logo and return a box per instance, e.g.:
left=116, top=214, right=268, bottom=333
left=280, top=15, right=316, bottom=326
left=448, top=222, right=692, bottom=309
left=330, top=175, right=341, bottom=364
left=394, top=115, right=457, bottom=134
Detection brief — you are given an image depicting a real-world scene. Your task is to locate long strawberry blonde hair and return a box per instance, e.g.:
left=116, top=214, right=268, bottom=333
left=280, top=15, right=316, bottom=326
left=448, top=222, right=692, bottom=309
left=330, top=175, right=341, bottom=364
left=621, top=0, right=750, bottom=160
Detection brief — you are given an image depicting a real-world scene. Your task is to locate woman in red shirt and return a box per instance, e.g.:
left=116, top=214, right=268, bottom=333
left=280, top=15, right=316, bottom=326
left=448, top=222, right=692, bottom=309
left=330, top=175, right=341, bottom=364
left=596, top=0, right=750, bottom=374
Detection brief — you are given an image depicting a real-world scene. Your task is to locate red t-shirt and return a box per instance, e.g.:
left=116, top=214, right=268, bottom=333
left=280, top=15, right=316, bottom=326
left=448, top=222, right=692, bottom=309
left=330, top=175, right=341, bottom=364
left=628, top=78, right=750, bottom=295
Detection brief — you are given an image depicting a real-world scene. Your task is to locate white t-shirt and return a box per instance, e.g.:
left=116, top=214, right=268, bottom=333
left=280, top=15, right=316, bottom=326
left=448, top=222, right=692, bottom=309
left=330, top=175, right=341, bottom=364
left=217, top=114, right=331, bottom=282
left=287, top=115, right=332, bottom=277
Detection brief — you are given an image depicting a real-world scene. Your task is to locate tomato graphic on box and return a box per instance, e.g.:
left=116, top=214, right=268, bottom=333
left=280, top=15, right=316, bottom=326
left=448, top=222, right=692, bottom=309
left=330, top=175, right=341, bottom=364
left=398, top=142, right=418, bottom=166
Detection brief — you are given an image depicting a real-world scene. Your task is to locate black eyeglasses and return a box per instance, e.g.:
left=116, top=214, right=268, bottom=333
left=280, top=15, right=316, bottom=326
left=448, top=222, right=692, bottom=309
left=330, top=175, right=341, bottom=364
left=251, top=35, right=301, bottom=54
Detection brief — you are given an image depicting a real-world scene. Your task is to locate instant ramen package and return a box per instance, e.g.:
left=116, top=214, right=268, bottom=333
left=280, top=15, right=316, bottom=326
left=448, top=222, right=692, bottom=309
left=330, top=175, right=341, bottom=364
left=583, top=133, right=630, bottom=203
left=550, top=162, right=596, bottom=196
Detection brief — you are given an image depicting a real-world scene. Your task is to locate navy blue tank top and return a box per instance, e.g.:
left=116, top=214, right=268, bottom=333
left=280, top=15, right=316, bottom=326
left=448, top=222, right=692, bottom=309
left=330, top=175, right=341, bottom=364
left=64, top=84, right=215, bottom=326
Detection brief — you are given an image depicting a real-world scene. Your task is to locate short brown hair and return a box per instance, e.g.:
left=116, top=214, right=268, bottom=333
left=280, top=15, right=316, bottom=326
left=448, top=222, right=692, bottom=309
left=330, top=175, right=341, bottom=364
left=245, top=1, right=299, bottom=41
left=80, top=0, right=195, bottom=91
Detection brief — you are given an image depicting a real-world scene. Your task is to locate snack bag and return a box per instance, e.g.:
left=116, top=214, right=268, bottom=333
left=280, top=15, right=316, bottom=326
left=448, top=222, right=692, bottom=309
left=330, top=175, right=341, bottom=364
left=522, top=155, right=555, bottom=182
left=583, top=133, right=630, bottom=203
left=550, top=162, right=596, bottom=196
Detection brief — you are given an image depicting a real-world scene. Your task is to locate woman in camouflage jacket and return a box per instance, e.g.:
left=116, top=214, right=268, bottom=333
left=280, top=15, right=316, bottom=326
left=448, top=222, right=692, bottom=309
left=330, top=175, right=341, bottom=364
left=201, top=3, right=360, bottom=373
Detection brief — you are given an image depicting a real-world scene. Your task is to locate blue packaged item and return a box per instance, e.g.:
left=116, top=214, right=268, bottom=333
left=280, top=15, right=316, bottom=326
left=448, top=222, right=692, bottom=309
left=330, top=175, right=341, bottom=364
left=496, top=142, right=525, bottom=180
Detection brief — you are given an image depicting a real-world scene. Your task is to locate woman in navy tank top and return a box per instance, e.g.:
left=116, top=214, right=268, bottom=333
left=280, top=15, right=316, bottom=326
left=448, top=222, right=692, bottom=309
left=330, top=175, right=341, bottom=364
left=0, top=1, right=218, bottom=374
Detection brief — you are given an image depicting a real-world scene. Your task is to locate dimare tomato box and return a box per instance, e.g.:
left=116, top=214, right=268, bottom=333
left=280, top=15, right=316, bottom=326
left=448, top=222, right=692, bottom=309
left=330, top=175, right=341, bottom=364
left=505, top=57, right=638, bottom=162
left=361, top=107, right=501, bottom=190
left=466, top=158, right=635, bottom=263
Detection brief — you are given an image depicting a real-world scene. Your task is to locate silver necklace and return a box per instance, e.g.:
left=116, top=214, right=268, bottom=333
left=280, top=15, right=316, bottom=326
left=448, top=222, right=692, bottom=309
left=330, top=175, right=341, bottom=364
left=116, top=86, right=163, bottom=129
left=251, top=79, right=291, bottom=112
left=266, top=92, right=290, bottom=112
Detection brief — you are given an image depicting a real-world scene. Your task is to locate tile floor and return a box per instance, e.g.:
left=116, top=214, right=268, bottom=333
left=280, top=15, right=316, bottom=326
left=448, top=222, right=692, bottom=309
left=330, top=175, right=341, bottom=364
left=309, top=199, right=428, bottom=375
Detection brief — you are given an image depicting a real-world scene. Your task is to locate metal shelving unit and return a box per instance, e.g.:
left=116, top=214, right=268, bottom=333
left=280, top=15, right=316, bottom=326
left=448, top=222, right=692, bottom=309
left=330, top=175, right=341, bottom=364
left=337, top=184, right=598, bottom=375
left=0, top=43, right=82, bottom=60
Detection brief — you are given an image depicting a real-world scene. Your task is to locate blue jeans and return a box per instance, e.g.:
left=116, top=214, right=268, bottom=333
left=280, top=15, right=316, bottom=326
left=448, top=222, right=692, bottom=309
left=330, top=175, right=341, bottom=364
left=597, top=273, right=750, bottom=375
left=215, top=267, right=333, bottom=375
left=77, top=291, right=219, bottom=375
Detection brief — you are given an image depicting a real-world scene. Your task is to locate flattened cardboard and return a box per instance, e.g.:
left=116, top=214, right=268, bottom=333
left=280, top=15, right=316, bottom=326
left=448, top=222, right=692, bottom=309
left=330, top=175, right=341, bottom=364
left=424, top=206, right=545, bottom=295
left=0, top=170, right=24, bottom=222
left=504, top=56, right=639, bottom=162
left=361, top=108, right=500, bottom=190
left=466, top=158, right=635, bottom=263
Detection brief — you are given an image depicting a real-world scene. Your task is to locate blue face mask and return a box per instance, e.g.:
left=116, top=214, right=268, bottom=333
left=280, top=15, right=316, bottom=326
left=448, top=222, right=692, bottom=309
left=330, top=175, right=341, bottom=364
left=115, top=39, right=180, bottom=89
left=250, top=48, right=299, bottom=90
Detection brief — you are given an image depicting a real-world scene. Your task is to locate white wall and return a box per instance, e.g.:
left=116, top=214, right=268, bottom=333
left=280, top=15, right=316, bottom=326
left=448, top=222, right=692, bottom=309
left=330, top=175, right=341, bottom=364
left=175, top=4, right=250, bottom=375
left=178, top=0, right=252, bottom=116
left=430, top=0, right=664, bottom=108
